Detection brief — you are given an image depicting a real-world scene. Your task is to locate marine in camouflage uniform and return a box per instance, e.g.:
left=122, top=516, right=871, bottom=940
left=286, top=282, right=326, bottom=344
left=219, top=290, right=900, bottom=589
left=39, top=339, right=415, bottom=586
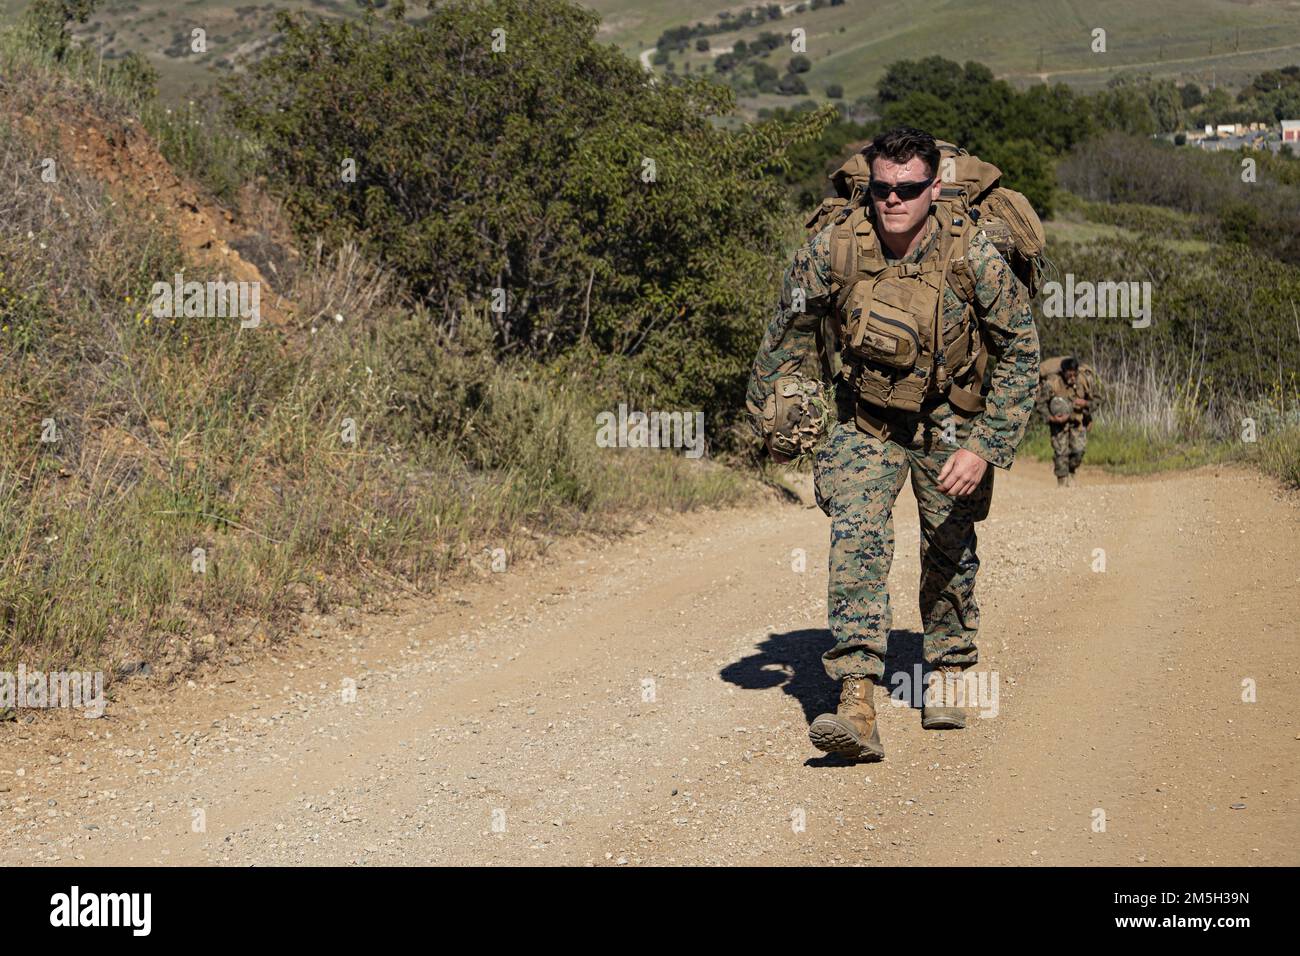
left=745, top=205, right=1040, bottom=697
left=1035, top=358, right=1098, bottom=485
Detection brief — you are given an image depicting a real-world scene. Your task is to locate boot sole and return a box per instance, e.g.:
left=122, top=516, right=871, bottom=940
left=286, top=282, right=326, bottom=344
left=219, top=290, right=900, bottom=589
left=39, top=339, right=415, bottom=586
left=808, top=716, right=884, bottom=761
left=921, top=708, right=967, bottom=730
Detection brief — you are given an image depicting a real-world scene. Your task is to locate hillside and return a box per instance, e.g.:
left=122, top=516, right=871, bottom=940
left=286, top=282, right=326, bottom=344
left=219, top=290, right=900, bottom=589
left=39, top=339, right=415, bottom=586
left=0, top=0, right=368, bottom=100
left=4, top=0, right=1300, bottom=105
left=590, top=0, right=1300, bottom=103
left=0, top=1, right=764, bottom=684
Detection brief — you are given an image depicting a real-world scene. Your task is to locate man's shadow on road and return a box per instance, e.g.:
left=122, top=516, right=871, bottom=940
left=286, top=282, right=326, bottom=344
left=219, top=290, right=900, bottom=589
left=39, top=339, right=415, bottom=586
left=719, top=627, right=924, bottom=727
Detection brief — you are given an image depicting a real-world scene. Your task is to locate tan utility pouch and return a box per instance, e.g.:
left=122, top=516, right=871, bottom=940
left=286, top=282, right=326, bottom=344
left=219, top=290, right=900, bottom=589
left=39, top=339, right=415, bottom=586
left=841, top=276, right=927, bottom=370
left=853, top=363, right=928, bottom=414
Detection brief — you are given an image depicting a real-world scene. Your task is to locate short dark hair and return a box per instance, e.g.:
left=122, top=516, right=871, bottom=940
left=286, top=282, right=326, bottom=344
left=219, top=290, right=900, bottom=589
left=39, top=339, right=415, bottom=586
left=863, top=126, right=940, bottom=180
left=1061, top=356, right=1079, bottom=373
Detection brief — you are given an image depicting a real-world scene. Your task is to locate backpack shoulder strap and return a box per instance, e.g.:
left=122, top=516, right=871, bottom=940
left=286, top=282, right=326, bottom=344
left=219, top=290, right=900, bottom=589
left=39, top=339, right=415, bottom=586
left=828, top=204, right=867, bottom=287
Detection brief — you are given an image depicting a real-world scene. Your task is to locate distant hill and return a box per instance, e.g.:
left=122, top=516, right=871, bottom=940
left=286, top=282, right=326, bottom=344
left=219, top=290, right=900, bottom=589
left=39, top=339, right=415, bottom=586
left=3, top=0, right=1300, bottom=104
left=0, top=0, right=368, bottom=100
left=586, top=0, right=1300, bottom=102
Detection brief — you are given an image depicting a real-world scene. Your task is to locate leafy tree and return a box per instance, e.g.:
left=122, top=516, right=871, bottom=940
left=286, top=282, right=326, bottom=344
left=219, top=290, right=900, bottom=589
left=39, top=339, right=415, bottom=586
left=1243, top=82, right=1300, bottom=124
left=880, top=91, right=961, bottom=141
left=979, top=138, right=1055, bottom=217
left=779, top=73, right=809, bottom=95
left=770, top=109, right=875, bottom=210
left=877, top=55, right=967, bottom=105
left=1008, top=83, right=1094, bottom=154
left=224, top=0, right=832, bottom=419
left=1091, top=80, right=1159, bottom=135
left=752, top=60, right=779, bottom=92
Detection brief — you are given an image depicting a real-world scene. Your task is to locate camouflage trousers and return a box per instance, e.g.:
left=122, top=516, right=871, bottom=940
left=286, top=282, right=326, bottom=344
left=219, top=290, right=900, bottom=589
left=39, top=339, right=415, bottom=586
left=1049, top=423, right=1088, bottom=477
left=812, top=402, right=993, bottom=683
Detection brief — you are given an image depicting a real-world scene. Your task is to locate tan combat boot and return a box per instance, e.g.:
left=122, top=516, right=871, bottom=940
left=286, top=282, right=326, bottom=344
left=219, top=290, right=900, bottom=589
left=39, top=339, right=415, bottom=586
left=809, top=676, right=884, bottom=761
left=1056, top=475, right=1068, bottom=487
left=921, top=664, right=968, bottom=730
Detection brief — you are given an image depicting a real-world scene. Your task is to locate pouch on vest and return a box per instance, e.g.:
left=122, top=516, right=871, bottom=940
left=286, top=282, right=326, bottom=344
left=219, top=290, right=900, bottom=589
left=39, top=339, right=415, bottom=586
left=842, top=276, right=925, bottom=370
left=851, top=363, right=928, bottom=414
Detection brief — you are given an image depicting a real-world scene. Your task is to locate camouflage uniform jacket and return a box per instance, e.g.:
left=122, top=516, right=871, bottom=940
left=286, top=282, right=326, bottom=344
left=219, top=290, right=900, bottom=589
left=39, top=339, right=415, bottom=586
left=745, top=212, right=1041, bottom=469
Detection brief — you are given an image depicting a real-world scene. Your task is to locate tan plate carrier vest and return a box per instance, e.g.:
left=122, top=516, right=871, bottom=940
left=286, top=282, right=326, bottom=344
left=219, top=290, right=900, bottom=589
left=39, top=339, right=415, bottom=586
left=819, top=202, right=990, bottom=440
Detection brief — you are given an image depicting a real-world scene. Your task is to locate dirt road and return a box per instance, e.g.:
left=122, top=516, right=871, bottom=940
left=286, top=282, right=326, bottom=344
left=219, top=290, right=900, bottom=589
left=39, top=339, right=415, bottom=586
left=2, top=458, right=1297, bottom=866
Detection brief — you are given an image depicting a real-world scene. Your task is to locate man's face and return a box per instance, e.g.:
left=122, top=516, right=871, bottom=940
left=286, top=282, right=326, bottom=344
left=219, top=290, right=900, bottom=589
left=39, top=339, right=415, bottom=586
left=1063, top=368, right=1078, bottom=387
left=869, top=155, right=942, bottom=238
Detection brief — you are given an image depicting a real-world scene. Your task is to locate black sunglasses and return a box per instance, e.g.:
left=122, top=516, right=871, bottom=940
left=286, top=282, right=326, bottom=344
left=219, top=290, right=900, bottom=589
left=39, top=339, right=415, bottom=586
left=867, top=176, right=935, bottom=201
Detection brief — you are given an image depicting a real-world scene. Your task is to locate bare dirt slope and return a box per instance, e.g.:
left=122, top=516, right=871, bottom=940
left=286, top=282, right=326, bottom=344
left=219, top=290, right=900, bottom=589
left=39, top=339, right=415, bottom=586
left=3, top=91, right=299, bottom=325
left=2, top=458, right=1296, bottom=866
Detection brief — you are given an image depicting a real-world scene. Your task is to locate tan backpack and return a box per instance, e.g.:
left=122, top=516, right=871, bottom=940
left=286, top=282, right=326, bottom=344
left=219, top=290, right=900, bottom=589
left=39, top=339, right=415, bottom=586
left=931, top=141, right=1048, bottom=297
left=803, top=151, right=870, bottom=236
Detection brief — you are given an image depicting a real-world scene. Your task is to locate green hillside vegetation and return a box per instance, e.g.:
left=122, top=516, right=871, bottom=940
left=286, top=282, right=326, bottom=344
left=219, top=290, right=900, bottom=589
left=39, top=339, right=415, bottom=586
left=594, top=0, right=1300, bottom=108
left=1034, top=167, right=1300, bottom=485
left=220, top=0, right=829, bottom=424
left=11, top=0, right=1300, bottom=116
left=0, top=0, right=372, bottom=101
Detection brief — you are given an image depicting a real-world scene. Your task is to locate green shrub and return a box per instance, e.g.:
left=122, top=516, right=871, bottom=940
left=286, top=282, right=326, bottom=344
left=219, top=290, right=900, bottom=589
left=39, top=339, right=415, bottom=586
left=224, top=0, right=830, bottom=429
left=1041, top=235, right=1300, bottom=409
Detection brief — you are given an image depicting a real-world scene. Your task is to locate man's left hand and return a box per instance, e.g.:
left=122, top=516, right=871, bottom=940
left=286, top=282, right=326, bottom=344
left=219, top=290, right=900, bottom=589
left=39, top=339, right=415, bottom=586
left=937, top=448, right=989, bottom=497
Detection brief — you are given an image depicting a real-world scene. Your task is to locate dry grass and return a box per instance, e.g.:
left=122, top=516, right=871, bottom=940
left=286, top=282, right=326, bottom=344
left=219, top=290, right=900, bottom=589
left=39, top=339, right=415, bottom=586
left=0, top=58, right=751, bottom=685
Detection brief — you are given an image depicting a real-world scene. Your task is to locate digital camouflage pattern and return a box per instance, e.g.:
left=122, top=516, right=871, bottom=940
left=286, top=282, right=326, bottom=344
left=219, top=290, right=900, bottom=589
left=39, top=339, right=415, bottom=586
left=813, top=408, right=993, bottom=681
left=1035, top=368, right=1100, bottom=478
left=747, top=218, right=1040, bottom=469
left=1049, top=426, right=1088, bottom=479
left=1036, top=368, right=1099, bottom=427
left=747, top=212, right=1040, bottom=682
